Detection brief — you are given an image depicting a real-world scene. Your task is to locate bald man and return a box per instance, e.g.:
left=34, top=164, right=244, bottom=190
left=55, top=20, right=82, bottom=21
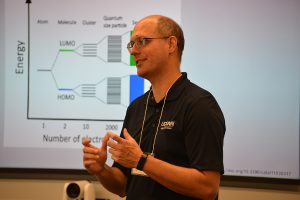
left=82, top=15, right=225, bottom=200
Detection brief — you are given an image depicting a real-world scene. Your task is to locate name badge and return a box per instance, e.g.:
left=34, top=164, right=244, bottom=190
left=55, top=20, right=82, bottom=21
left=131, top=168, right=148, bottom=177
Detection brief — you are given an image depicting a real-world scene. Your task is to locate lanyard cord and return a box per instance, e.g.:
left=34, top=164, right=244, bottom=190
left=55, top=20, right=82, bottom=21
left=138, top=88, right=170, bottom=156
left=151, top=88, right=169, bottom=155
left=138, top=89, right=152, bottom=147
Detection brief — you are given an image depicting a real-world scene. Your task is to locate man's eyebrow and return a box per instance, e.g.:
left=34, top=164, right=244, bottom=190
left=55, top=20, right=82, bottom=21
left=130, top=36, right=142, bottom=42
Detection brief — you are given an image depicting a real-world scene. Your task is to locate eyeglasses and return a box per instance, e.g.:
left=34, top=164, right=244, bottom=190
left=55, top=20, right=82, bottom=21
left=127, top=36, right=169, bottom=53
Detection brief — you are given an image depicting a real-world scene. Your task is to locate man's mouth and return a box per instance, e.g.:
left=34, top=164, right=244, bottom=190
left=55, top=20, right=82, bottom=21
left=135, top=58, right=146, bottom=66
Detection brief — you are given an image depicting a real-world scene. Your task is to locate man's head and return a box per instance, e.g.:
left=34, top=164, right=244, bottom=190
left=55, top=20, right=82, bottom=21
left=128, top=15, right=184, bottom=79
left=155, top=16, right=185, bottom=61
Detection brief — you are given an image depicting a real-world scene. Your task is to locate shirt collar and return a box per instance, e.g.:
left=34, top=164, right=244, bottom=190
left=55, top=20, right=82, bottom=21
left=147, top=72, right=188, bottom=105
left=166, top=72, right=188, bottom=101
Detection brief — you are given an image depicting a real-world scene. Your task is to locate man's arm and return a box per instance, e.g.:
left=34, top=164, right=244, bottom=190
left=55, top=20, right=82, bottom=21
left=107, top=129, right=220, bottom=200
left=94, top=165, right=127, bottom=197
left=82, top=135, right=127, bottom=197
left=143, top=155, right=220, bottom=200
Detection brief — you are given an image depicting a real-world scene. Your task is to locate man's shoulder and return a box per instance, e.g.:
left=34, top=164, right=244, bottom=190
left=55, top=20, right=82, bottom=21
left=181, top=79, right=223, bottom=114
left=184, top=80, right=212, bottom=99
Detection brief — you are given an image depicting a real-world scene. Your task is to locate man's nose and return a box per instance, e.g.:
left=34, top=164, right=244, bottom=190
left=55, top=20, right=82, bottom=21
left=129, top=43, right=139, bottom=56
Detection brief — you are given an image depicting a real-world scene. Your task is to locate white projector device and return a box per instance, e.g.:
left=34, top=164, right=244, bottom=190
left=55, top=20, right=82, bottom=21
left=62, top=180, right=95, bottom=200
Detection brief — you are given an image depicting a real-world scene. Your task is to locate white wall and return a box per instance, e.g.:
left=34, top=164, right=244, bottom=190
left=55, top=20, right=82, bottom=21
left=0, top=179, right=124, bottom=200
left=0, top=179, right=300, bottom=200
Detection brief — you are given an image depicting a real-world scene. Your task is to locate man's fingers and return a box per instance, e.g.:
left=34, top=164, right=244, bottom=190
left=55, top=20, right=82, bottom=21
left=123, top=128, right=134, bottom=141
left=83, top=136, right=107, bottom=151
left=82, top=138, right=98, bottom=148
left=107, top=132, right=124, bottom=144
left=101, top=134, right=109, bottom=151
left=82, top=138, right=91, bottom=146
left=83, top=159, right=97, bottom=166
left=107, top=138, right=119, bottom=149
left=83, top=152, right=99, bottom=160
left=83, top=146, right=99, bottom=154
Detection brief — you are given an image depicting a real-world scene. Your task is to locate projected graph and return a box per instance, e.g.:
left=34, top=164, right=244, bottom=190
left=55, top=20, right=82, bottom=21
left=3, top=0, right=181, bottom=148
left=31, top=32, right=143, bottom=120
left=26, top=0, right=181, bottom=121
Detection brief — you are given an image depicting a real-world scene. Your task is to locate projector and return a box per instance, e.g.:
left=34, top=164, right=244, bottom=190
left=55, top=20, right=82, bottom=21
left=62, top=180, right=95, bottom=200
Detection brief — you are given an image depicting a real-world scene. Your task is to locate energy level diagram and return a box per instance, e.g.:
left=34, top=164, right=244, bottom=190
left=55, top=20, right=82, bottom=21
left=25, top=0, right=181, bottom=121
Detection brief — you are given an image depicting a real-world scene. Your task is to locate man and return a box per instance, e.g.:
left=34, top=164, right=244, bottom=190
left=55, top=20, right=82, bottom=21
left=82, top=15, right=225, bottom=200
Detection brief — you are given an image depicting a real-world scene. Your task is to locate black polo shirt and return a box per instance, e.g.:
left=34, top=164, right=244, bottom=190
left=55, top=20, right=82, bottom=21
left=113, top=72, right=225, bottom=200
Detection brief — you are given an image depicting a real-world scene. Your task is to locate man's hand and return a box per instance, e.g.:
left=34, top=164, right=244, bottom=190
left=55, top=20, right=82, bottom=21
left=82, top=134, right=109, bottom=175
left=107, top=128, right=143, bottom=168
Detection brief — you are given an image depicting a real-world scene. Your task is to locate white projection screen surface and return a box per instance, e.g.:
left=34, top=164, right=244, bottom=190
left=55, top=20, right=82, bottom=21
left=0, top=0, right=299, bottom=181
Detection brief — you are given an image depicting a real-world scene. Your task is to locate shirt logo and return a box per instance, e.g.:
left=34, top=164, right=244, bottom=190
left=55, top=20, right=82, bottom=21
left=160, top=121, right=175, bottom=130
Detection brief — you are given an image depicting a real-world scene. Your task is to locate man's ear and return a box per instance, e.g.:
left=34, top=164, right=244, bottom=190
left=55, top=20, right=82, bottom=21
left=168, top=36, right=178, bottom=54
